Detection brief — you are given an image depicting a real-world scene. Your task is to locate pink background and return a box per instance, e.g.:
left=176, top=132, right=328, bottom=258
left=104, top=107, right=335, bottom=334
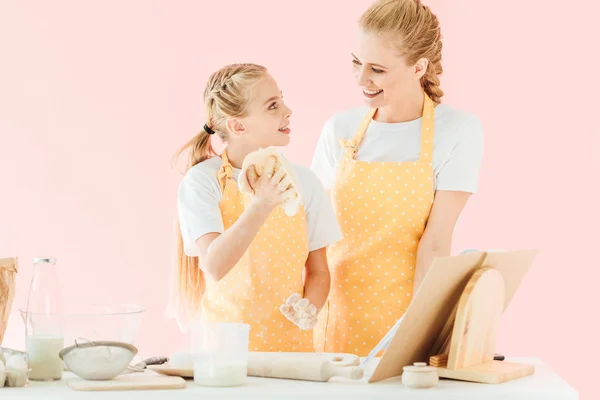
left=1, top=0, right=597, bottom=397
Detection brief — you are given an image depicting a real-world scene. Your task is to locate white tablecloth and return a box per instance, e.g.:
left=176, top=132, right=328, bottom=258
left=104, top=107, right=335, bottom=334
left=1, top=358, right=578, bottom=399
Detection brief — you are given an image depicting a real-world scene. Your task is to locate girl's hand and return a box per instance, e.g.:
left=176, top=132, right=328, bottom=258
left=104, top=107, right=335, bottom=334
left=280, top=293, right=319, bottom=330
left=246, top=156, right=293, bottom=211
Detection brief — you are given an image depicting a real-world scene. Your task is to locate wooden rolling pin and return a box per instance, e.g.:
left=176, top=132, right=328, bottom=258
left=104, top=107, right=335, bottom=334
left=247, top=352, right=364, bottom=382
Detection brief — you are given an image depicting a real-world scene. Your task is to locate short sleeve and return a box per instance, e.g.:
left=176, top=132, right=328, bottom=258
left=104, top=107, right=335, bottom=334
left=177, top=167, right=224, bottom=257
left=296, top=166, right=342, bottom=251
left=435, top=115, right=484, bottom=193
left=310, top=117, right=337, bottom=190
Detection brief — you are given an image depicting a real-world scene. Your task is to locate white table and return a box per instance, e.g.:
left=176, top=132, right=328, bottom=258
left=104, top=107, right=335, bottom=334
left=2, top=358, right=578, bottom=399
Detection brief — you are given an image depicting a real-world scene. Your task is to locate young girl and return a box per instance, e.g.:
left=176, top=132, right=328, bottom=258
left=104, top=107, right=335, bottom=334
left=169, top=63, right=341, bottom=352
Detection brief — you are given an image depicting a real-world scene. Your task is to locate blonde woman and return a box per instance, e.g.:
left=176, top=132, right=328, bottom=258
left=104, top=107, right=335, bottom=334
left=311, top=0, right=484, bottom=355
left=170, top=63, right=341, bottom=352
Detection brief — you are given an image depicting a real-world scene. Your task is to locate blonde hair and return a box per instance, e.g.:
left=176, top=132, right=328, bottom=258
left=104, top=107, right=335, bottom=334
left=360, top=0, right=444, bottom=103
left=167, top=63, right=268, bottom=330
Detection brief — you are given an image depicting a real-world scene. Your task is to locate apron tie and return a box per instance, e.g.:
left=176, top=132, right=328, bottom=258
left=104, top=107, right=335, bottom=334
left=217, top=151, right=234, bottom=192
left=340, top=139, right=359, bottom=158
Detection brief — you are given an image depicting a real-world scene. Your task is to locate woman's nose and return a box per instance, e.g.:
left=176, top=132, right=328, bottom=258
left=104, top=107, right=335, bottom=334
left=356, top=67, right=370, bottom=87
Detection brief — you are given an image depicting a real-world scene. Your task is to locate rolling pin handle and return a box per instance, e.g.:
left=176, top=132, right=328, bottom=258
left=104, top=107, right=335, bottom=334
left=330, top=365, right=364, bottom=380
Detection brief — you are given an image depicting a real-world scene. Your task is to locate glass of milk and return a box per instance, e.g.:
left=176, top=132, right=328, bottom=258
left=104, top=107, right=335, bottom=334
left=192, top=322, right=250, bottom=387
left=22, top=257, right=65, bottom=381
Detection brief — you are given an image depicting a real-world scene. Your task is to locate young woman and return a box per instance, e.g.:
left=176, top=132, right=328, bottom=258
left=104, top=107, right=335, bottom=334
left=170, top=63, right=341, bottom=352
left=311, top=0, right=484, bottom=355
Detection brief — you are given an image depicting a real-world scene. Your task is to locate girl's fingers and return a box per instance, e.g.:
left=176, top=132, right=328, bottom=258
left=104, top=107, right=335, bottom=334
left=285, top=293, right=302, bottom=305
left=264, top=155, right=277, bottom=179
left=272, top=165, right=286, bottom=184
left=277, top=178, right=292, bottom=193
left=277, top=176, right=291, bottom=190
left=246, top=165, right=259, bottom=191
left=280, top=187, right=297, bottom=202
left=294, top=298, right=309, bottom=312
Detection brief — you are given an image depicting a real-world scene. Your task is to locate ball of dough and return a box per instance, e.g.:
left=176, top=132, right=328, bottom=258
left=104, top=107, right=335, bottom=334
left=238, top=147, right=302, bottom=216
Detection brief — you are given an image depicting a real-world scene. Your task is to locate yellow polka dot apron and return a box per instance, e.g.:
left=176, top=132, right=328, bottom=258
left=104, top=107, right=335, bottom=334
left=200, top=151, right=313, bottom=352
left=314, top=94, right=436, bottom=356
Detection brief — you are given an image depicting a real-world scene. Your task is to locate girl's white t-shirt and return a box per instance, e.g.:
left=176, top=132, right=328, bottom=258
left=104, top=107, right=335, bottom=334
left=310, top=104, right=484, bottom=192
left=178, top=156, right=342, bottom=257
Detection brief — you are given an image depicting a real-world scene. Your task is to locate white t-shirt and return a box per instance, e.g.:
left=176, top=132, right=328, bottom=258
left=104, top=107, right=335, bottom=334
left=310, top=104, right=484, bottom=193
left=178, top=155, right=343, bottom=257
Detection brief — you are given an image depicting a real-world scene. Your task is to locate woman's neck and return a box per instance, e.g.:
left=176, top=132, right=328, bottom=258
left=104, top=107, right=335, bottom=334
left=224, top=143, right=260, bottom=169
left=373, top=90, right=424, bottom=123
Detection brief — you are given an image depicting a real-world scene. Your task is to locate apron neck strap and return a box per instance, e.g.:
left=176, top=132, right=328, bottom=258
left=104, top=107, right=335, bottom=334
left=341, top=108, right=377, bottom=158
left=217, top=150, right=233, bottom=192
left=419, top=94, right=435, bottom=163
left=343, top=92, right=435, bottom=163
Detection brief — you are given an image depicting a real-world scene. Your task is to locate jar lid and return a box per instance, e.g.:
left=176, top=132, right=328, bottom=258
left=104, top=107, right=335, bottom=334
left=403, top=362, right=438, bottom=373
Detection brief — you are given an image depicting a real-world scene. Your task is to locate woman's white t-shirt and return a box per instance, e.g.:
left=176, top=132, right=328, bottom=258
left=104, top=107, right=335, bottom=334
left=178, top=156, right=343, bottom=257
left=311, top=104, right=484, bottom=192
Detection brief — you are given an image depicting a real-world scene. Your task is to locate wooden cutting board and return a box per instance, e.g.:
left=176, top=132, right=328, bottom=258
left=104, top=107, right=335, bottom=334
left=431, top=267, right=534, bottom=384
left=67, top=374, right=186, bottom=391
left=148, top=364, right=193, bottom=378
left=447, top=267, right=504, bottom=369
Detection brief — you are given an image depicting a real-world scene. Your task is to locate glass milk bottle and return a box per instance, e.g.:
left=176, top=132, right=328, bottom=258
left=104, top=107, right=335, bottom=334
left=24, top=257, right=65, bottom=381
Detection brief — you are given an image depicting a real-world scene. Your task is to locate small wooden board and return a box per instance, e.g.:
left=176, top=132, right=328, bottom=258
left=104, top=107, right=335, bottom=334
left=437, top=361, right=535, bottom=384
left=147, top=365, right=193, bottom=378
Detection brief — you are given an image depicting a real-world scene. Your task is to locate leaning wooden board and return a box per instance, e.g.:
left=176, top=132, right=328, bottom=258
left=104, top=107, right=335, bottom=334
left=67, top=374, right=186, bottom=391
left=369, top=249, right=539, bottom=383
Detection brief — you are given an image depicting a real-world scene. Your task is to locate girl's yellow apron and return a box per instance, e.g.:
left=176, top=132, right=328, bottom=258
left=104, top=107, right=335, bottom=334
left=200, top=151, right=313, bottom=352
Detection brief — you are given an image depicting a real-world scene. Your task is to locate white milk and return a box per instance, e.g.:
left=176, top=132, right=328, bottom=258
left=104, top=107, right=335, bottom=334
left=194, top=360, right=247, bottom=387
left=26, top=335, right=65, bottom=381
